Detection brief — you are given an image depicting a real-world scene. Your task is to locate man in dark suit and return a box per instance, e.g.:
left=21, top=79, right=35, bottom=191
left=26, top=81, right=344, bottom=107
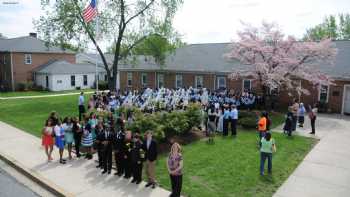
left=101, top=125, right=113, bottom=174
left=143, top=130, right=158, bottom=189
left=95, top=121, right=105, bottom=169
left=114, top=126, right=125, bottom=176
left=131, top=133, right=145, bottom=184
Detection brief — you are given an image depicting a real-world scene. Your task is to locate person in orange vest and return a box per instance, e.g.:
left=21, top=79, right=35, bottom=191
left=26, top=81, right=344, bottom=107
left=257, top=111, right=268, bottom=147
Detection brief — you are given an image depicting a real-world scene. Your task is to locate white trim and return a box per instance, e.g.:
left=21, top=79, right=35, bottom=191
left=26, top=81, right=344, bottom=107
left=318, top=84, right=330, bottom=103
left=216, top=76, right=226, bottom=89
left=127, top=72, right=132, bottom=87
left=175, top=74, right=183, bottom=89
left=242, top=79, right=252, bottom=92
left=342, top=84, right=350, bottom=114
left=10, top=52, right=14, bottom=91
left=24, top=54, right=32, bottom=64
left=141, top=73, right=147, bottom=86
left=195, top=75, right=203, bottom=88
left=157, top=73, right=164, bottom=88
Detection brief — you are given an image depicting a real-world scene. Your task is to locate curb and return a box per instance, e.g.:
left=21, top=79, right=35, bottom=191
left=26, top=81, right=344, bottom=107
left=0, top=151, right=74, bottom=197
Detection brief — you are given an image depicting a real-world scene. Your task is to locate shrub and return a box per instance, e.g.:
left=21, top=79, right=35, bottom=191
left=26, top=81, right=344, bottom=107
left=184, top=103, right=202, bottom=130
left=16, top=83, right=26, bottom=91
left=161, top=111, right=189, bottom=137
left=125, top=104, right=202, bottom=141
left=76, top=86, right=81, bottom=90
left=97, top=80, right=108, bottom=90
left=239, top=117, right=257, bottom=129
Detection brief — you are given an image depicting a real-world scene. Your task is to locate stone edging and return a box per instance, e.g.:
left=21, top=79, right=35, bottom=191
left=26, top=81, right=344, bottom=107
left=0, top=151, right=74, bottom=197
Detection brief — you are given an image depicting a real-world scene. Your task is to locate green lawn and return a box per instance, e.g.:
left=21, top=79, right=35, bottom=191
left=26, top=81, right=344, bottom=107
left=0, top=89, right=95, bottom=98
left=0, top=94, right=92, bottom=137
left=155, top=132, right=316, bottom=197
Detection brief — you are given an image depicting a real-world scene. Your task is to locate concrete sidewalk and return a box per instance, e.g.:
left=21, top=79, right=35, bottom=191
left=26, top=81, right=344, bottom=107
left=274, top=114, right=350, bottom=197
left=0, top=121, right=171, bottom=197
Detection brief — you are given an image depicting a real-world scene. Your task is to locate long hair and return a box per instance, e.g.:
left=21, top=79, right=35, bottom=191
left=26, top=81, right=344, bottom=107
left=170, top=142, right=182, bottom=156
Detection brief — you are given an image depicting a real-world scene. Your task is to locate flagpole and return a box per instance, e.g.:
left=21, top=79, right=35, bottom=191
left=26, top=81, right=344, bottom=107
left=95, top=0, right=99, bottom=93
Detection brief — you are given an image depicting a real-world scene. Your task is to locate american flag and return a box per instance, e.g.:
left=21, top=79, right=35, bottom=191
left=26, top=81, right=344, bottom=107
left=83, top=0, right=97, bottom=23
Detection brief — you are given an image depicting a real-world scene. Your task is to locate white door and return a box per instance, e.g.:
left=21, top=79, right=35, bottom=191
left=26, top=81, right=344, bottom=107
left=344, top=86, right=350, bottom=114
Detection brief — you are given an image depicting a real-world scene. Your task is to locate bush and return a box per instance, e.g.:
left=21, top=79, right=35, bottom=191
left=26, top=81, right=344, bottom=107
left=76, top=86, right=81, bottom=90
left=16, top=82, right=26, bottom=91
left=239, top=117, right=257, bottom=129
left=184, top=103, right=202, bottom=130
left=124, top=104, right=202, bottom=141
left=97, top=81, right=108, bottom=90
left=161, top=111, right=189, bottom=137
left=31, top=84, right=44, bottom=91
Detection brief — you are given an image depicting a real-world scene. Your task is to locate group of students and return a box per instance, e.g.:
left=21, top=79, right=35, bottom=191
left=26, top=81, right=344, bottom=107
left=41, top=110, right=184, bottom=197
left=283, top=99, right=318, bottom=136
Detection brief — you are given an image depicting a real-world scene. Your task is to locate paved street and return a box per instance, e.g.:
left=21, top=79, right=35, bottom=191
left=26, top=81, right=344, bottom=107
left=274, top=114, right=350, bottom=197
left=0, top=161, right=39, bottom=197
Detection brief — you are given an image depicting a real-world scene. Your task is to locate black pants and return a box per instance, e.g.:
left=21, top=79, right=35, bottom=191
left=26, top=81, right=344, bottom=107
left=103, top=146, right=112, bottom=172
left=123, top=155, right=132, bottom=178
left=311, top=116, right=316, bottom=133
left=231, top=119, right=237, bottom=136
left=115, top=151, right=124, bottom=175
left=97, top=145, right=103, bottom=167
left=292, top=115, right=297, bottom=131
left=74, top=134, right=82, bottom=157
left=132, top=162, right=143, bottom=182
left=78, top=105, right=85, bottom=121
left=170, top=174, right=182, bottom=197
left=223, top=119, right=229, bottom=136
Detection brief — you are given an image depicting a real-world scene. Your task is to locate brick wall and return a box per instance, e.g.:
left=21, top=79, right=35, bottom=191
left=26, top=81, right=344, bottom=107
left=12, top=52, right=75, bottom=84
left=118, top=71, right=350, bottom=113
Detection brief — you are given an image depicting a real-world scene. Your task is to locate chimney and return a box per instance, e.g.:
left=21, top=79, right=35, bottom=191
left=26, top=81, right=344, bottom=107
left=29, top=32, right=37, bottom=38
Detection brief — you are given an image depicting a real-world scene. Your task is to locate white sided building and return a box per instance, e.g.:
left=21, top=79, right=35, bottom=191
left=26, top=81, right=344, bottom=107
left=33, top=60, right=106, bottom=91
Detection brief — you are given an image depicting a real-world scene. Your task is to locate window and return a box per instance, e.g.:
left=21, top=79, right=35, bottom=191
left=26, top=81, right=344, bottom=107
left=83, top=75, right=88, bottom=86
left=216, top=76, right=226, bottom=89
left=141, top=73, right=147, bottom=86
left=57, top=80, right=62, bottom=84
left=319, top=85, right=329, bottom=103
left=71, top=75, right=75, bottom=86
left=175, top=74, right=183, bottom=88
left=24, top=54, right=32, bottom=64
left=195, top=76, right=203, bottom=88
left=127, top=72, right=132, bottom=87
left=157, top=73, right=164, bottom=88
left=243, top=79, right=252, bottom=91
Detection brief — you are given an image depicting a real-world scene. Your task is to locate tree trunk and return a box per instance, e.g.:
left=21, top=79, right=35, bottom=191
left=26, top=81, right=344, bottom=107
left=108, top=75, right=115, bottom=91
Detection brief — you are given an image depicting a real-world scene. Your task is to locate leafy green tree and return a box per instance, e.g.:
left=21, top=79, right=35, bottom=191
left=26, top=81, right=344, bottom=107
left=304, top=13, right=350, bottom=41
left=339, top=13, right=350, bottom=40
left=35, top=0, right=183, bottom=90
left=107, top=33, right=184, bottom=65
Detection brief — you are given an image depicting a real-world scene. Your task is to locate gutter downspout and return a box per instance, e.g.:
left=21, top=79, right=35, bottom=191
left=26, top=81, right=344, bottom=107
left=10, top=52, right=14, bottom=91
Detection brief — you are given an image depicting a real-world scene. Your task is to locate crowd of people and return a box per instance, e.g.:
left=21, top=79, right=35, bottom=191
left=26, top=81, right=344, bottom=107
left=283, top=98, right=318, bottom=136
left=41, top=87, right=319, bottom=197
left=78, top=87, right=260, bottom=118
left=42, top=90, right=186, bottom=196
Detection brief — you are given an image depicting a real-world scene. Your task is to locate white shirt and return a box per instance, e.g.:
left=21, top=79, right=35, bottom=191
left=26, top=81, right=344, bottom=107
left=230, top=109, right=238, bottom=120
left=54, top=125, right=61, bottom=137
left=147, top=139, right=151, bottom=149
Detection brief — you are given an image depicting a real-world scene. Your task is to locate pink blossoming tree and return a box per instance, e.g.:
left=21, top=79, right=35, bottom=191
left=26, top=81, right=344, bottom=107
left=225, top=22, right=337, bottom=99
